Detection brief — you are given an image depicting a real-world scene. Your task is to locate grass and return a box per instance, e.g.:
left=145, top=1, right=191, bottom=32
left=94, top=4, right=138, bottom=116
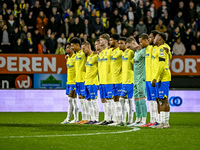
left=0, top=112, right=199, bottom=150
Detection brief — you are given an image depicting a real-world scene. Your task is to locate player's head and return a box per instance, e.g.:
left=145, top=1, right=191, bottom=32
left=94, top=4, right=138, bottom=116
left=154, top=32, right=166, bottom=45
left=149, top=30, right=159, bottom=45
left=110, top=33, right=120, bottom=48
left=70, top=37, right=81, bottom=52
left=118, top=37, right=127, bottom=51
left=139, top=33, right=149, bottom=48
left=125, top=36, right=138, bottom=51
left=95, top=39, right=101, bottom=51
left=99, top=33, right=110, bottom=47
left=82, top=41, right=91, bottom=55
left=65, top=42, right=72, bottom=54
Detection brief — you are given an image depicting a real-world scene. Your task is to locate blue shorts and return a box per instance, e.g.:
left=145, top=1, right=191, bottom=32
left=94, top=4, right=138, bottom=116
left=99, top=84, right=113, bottom=99
left=76, top=82, right=85, bottom=96
left=157, top=81, right=170, bottom=99
left=120, top=84, right=134, bottom=99
left=84, top=85, right=98, bottom=100
left=66, top=84, right=76, bottom=95
left=112, top=83, right=122, bottom=97
left=146, top=81, right=156, bottom=101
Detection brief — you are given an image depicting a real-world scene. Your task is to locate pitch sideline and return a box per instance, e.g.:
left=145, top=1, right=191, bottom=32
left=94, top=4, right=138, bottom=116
left=0, top=127, right=140, bottom=139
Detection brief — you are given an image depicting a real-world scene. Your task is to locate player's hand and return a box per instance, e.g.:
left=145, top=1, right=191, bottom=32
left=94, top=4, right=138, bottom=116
left=65, top=55, right=69, bottom=60
left=152, top=79, right=157, bottom=87
left=163, top=47, right=169, bottom=54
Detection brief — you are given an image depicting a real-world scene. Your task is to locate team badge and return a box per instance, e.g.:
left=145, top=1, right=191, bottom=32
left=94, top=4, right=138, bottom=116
left=160, top=49, right=164, bottom=52
left=160, top=52, right=164, bottom=56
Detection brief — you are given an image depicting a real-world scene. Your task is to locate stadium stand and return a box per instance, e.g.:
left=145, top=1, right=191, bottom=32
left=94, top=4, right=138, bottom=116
left=0, top=0, right=200, bottom=55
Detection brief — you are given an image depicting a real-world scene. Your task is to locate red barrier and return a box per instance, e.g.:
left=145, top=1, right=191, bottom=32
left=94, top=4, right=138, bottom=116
left=170, top=56, right=200, bottom=75
left=0, top=54, right=67, bottom=74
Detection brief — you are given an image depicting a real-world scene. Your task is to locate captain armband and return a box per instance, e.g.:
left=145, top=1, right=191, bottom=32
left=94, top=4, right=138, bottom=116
left=159, top=57, right=165, bottom=61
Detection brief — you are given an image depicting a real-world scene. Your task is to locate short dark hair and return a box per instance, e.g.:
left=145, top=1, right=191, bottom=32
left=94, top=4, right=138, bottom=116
left=110, top=33, right=120, bottom=41
left=119, top=37, right=127, bottom=41
left=158, top=32, right=167, bottom=42
left=95, top=39, right=100, bottom=43
left=139, top=33, right=148, bottom=39
left=151, top=30, right=159, bottom=37
left=66, top=42, right=70, bottom=46
left=70, top=37, right=81, bottom=45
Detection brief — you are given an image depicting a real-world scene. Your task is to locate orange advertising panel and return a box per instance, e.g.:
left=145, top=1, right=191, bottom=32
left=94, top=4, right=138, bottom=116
left=170, top=56, right=200, bottom=75
left=0, top=54, right=67, bottom=74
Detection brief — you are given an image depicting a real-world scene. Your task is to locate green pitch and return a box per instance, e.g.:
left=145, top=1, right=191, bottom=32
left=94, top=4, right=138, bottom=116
left=0, top=112, right=199, bottom=150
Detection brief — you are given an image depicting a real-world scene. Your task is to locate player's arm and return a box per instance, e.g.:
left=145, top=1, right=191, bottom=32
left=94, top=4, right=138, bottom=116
left=164, top=43, right=172, bottom=60
left=152, top=50, right=166, bottom=87
left=80, top=53, right=86, bottom=72
left=130, top=52, right=134, bottom=70
left=168, top=50, right=172, bottom=60
left=65, top=54, right=69, bottom=60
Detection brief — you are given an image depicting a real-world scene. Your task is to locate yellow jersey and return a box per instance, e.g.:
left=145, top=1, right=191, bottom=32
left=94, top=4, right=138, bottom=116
left=66, top=53, right=76, bottom=84
left=110, top=47, right=123, bottom=84
left=151, top=44, right=171, bottom=82
left=145, top=45, right=154, bottom=81
left=98, top=47, right=112, bottom=84
left=85, top=52, right=98, bottom=85
left=75, top=49, right=86, bottom=83
left=122, top=49, right=134, bottom=84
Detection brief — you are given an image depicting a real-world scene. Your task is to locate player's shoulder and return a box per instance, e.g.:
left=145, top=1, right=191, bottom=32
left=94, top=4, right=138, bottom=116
left=140, top=48, right=146, bottom=53
left=70, top=54, right=76, bottom=61
left=126, top=49, right=134, bottom=55
left=147, top=45, right=153, bottom=49
left=92, top=53, right=99, bottom=58
left=164, top=43, right=171, bottom=50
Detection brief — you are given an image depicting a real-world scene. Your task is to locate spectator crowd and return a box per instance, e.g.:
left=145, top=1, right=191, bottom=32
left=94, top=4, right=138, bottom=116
left=0, top=0, right=200, bottom=55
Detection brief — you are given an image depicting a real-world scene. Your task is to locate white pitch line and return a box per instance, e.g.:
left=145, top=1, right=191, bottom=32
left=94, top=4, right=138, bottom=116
left=0, top=127, right=140, bottom=139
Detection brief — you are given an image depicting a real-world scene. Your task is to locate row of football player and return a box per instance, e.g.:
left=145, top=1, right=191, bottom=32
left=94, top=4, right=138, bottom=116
left=61, top=30, right=171, bottom=128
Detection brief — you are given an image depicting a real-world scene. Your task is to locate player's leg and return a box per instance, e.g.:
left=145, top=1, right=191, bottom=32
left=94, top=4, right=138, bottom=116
left=81, top=85, right=90, bottom=124
left=93, top=85, right=99, bottom=123
left=105, top=84, right=113, bottom=124
left=159, top=81, right=170, bottom=128
left=154, top=82, right=162, bottom=125
left=126, top=84, right=134, bottom=124
left=61, top=84, right=72, bottom=124
left=114, top=84, right=122, bottom=124
left=72, top=89, right=79, bottom=123
left=107, top=84, right=115, bottom=124
left=108, top=84, right=123, bottom=126
left=119, top=84, right=128, bottom=123
left=135, top=82, right=147, bottom=126
left=90, top=85, right=99, bottom=124
left=154, top=81, right=170, bottom=128
left=146, top=81, right=154, bottom=122
left=134, top=84, right=142, bottom=123
left=76, top=82, right=86, bottom=124
left=98, top=84, right=109, bottom=125
left=87, top=84, right=97, bottom=123
left=128, top=84, right=142, bottom=126
left=141, top=81, right=156, bottom=127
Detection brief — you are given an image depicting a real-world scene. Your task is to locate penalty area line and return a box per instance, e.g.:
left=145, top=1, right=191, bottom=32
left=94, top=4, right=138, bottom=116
left=0, top=127, right=140, bottom=139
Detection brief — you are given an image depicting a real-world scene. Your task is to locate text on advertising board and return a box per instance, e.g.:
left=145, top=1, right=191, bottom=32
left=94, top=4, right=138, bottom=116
left=0, top=54, right=67, bottom=74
